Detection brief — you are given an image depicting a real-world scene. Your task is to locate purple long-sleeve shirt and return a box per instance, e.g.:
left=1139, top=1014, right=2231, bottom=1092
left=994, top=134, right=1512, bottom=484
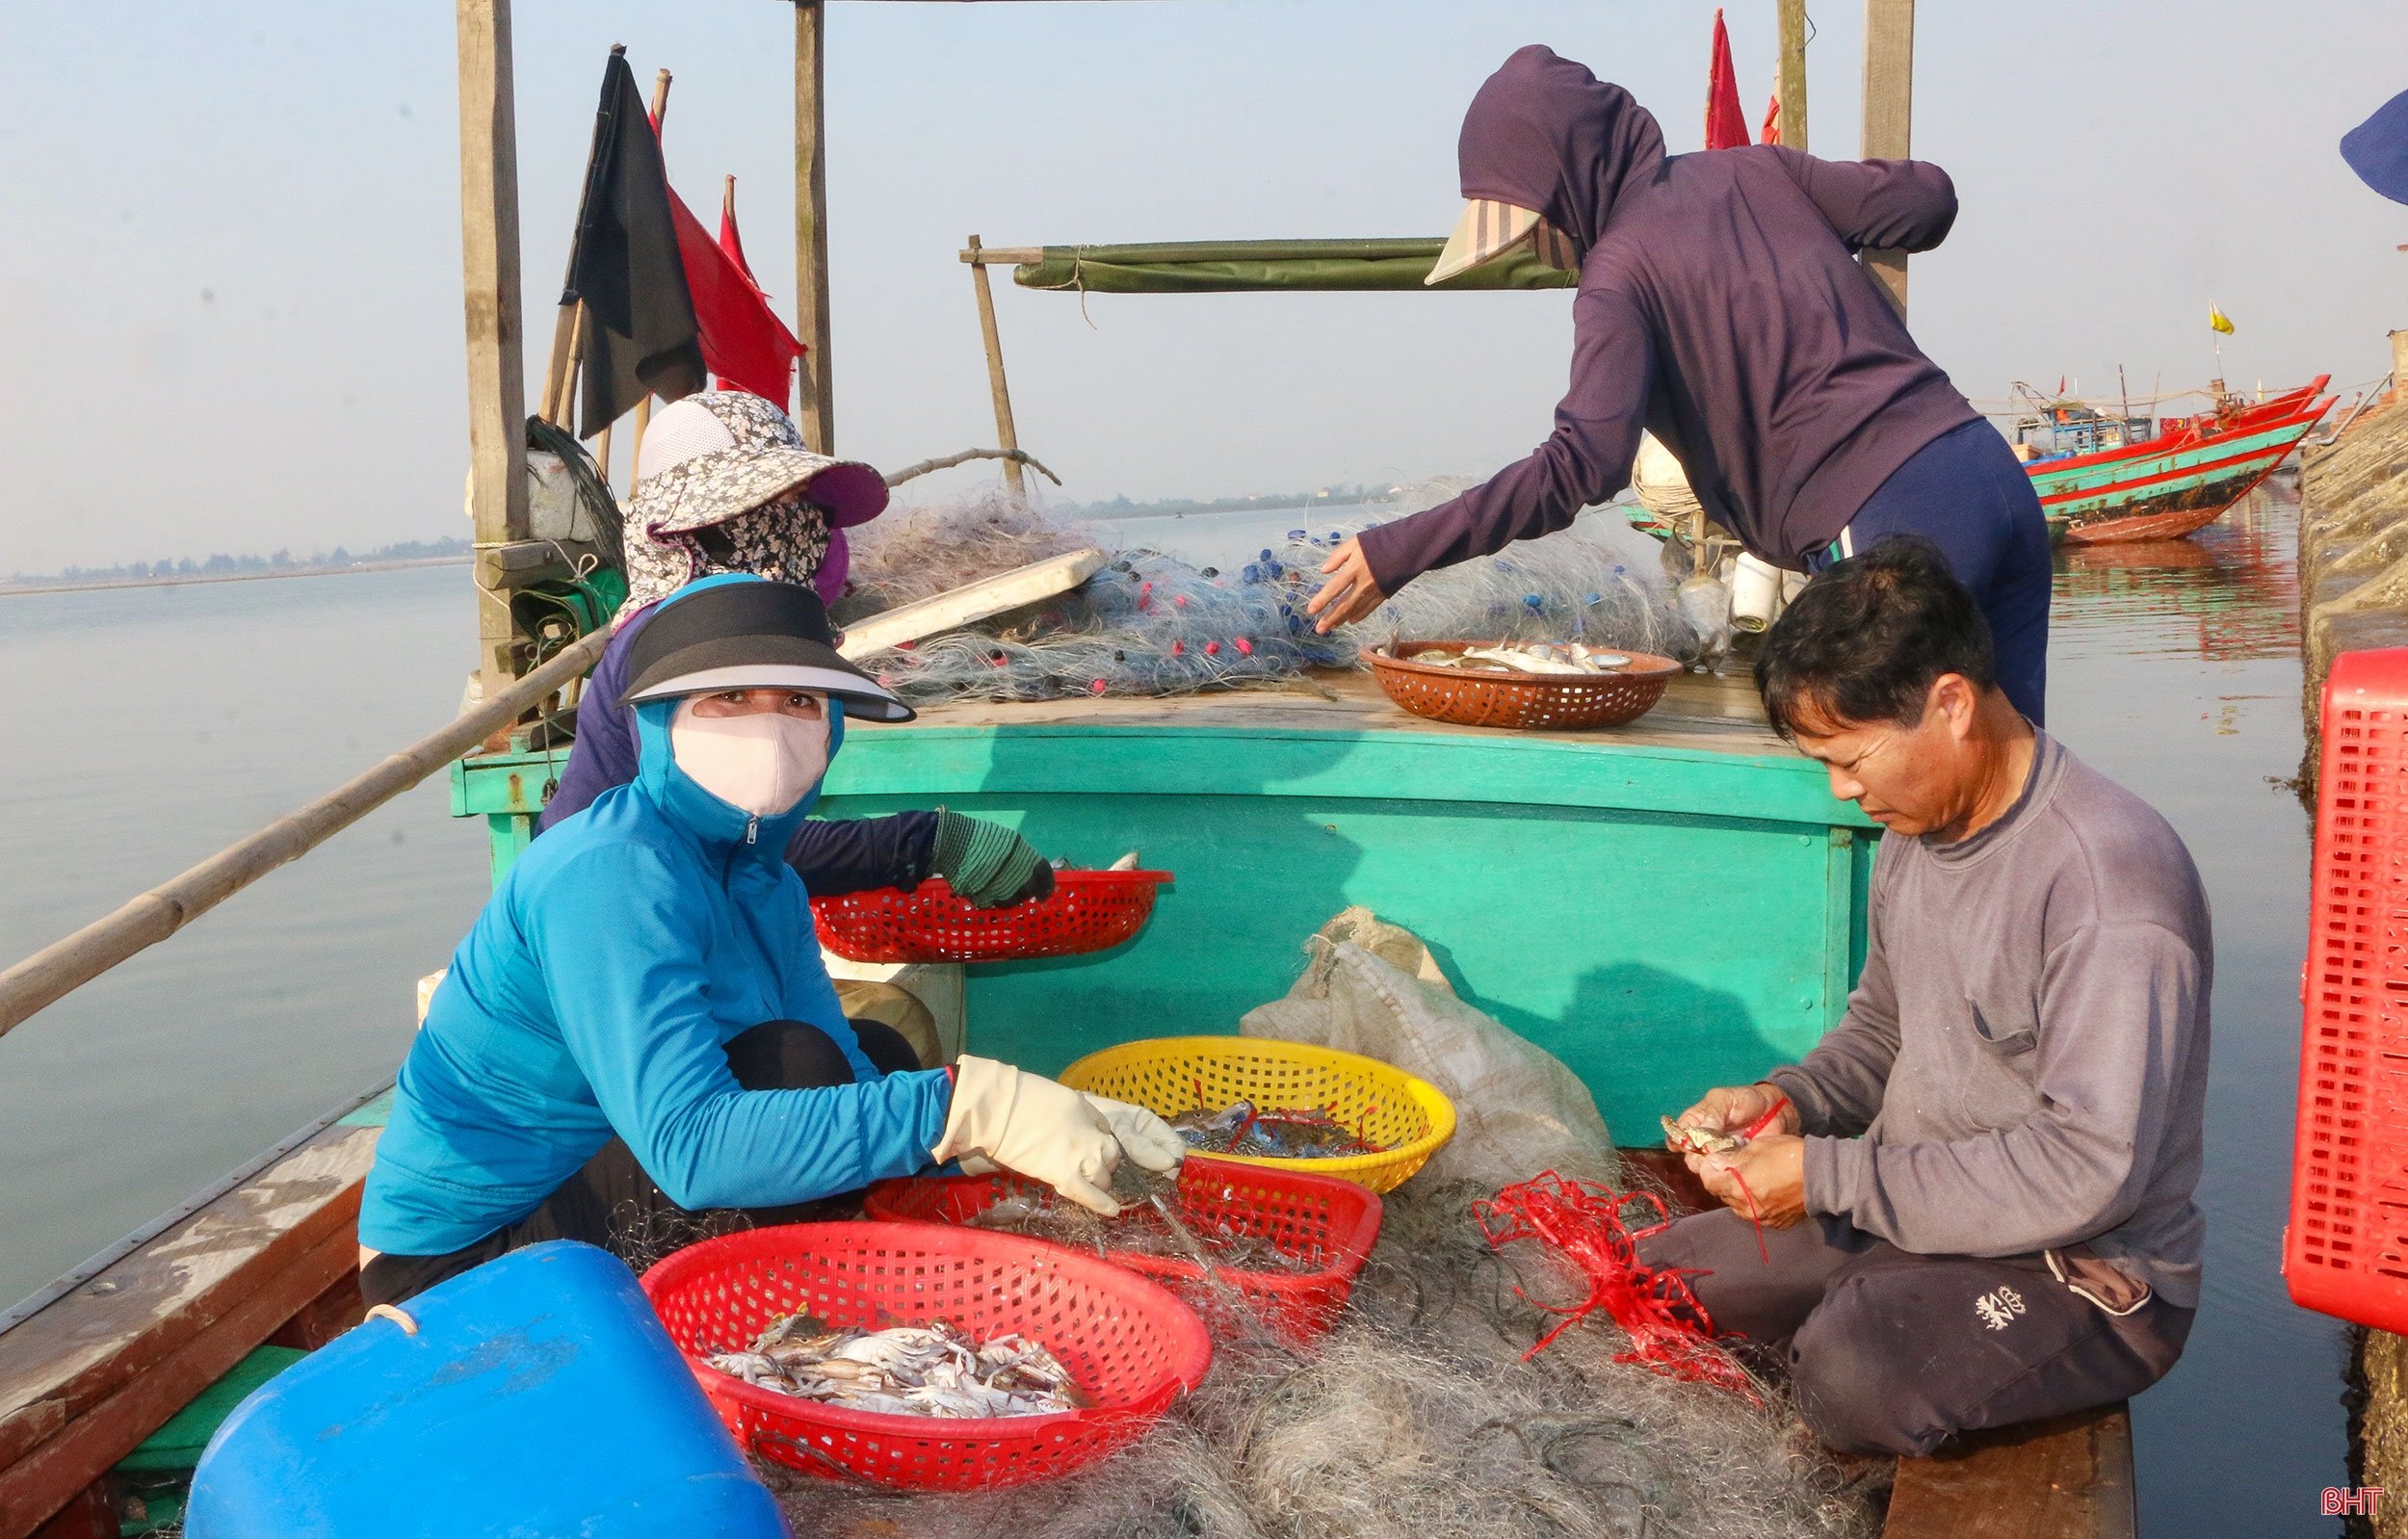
left=538, top=604, right=937, bottom=895
left=1360, top=46, right=1980, bottom=589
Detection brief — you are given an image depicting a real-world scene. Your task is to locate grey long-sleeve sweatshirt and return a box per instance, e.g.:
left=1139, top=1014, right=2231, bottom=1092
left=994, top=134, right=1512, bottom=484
left=1767, top=732, right=2212, bottom=1307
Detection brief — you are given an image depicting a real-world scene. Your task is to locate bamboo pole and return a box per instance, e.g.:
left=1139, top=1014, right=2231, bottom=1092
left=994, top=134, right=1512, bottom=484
left=793, top=0, right=835, bottom=453
left=457, top=0, right=530, bottom=698
left=1777, top=0, right=1809, bottom=152
left=624, top=67, right=676, bottom=486
left=0, top=630, right=610, bottom=1041
left=1859, top=0, right=1915, bottom=318
left=540, top=304, right=580, bottom=425
left=883, top=446, right=1060, bottom=488
left=965, top=235, right=1026, bottom=499
left=958, top=247, right=1045, bottom=268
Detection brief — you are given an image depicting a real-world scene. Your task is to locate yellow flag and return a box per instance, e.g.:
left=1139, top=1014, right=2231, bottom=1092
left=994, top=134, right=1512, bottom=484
left=2210, top=304, right=2236, bottom=335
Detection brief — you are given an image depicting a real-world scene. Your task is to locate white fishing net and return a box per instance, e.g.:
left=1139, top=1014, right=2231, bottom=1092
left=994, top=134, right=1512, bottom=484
left=763, top=1183, right=1887, bottom=1539
left=829, top=486, right=1708, bottom=707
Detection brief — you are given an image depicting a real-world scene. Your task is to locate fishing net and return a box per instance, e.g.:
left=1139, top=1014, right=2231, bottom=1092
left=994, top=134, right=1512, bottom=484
left=764, top=1182, right=1886, bottom=1539
left=1344, top=491, right=1684, bottom=663
left=831, top=486, right=1704, bottom=708
left=836, top=491, right=1102, bottom=616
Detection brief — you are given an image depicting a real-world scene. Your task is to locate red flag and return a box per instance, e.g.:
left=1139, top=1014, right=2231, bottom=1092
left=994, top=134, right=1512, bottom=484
left=1706, top=10, right=1750, bottom=151
left=1760, top=94, right=1781, bottom=146
left=645, top=112, right=802, bottom=408
left=664, top=186, right=801, bottom=406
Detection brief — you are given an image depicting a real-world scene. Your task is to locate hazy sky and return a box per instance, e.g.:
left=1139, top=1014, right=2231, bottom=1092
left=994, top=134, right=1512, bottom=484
left=5, top=0, right=2404, bottom=573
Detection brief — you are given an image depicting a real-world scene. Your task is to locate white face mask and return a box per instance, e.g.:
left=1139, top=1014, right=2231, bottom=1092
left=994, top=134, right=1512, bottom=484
left=668, top=697, right=830, bottom=818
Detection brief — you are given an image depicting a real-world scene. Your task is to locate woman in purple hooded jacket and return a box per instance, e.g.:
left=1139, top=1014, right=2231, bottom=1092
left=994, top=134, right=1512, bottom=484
left=1306, top=45, right=2051, bottom=724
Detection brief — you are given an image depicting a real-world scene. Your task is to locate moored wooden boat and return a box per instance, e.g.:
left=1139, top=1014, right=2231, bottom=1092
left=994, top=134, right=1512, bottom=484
left=0, top=2, right=2139, bottom=1532
left=2024, top=378, right=2334, bottom=544
left=0, top=666, right=2135, bottom=1539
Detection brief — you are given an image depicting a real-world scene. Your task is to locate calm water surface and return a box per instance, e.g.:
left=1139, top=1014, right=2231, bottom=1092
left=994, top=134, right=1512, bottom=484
left=0, top=488, right=2337, bottom=1531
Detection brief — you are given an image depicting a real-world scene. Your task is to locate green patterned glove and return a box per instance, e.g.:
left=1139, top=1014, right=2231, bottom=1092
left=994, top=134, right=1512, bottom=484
left=929, top=811, right=1055, bottom=908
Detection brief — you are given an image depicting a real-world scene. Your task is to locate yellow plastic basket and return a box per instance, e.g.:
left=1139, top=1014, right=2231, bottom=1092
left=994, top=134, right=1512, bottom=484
left=1059, top=1036, right=1457, bottom=1194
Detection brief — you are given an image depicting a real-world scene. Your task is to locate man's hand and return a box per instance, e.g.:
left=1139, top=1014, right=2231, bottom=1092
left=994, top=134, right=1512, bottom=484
left=1690, top=1134, right=1808, bottom=1228
left=1670, top=1082, right=1799, bottom=1142
left=1305, top=537, right=1388, bottom=634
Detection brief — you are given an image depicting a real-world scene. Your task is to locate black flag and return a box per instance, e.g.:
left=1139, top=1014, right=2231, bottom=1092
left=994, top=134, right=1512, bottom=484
left=567, top=50, right=704, bottom=437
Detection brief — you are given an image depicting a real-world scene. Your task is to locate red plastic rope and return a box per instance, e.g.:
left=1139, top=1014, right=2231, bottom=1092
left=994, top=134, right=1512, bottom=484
left=1473, top=1172, right=1759, bottom=1399
left=1739, top=1092, right=1792, bottom=1141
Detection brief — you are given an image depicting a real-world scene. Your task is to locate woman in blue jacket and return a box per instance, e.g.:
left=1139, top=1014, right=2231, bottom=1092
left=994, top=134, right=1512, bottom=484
left=358, top=577, right=1178, bottom=1304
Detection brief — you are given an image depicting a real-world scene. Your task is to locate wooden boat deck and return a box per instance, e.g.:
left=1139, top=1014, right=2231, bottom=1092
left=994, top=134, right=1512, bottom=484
left=0, top=1118, right=375, bottom=1538
left=0, top=1133, right=2133, bottom=1539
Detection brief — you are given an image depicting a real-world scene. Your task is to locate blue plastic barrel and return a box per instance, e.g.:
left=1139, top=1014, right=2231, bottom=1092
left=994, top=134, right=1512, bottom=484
left=187, top=1241, right=787, bottom=1538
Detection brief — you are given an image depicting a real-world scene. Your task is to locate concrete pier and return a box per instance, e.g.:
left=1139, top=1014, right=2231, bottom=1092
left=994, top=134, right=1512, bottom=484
left=2302, top=404, right=2408, bottom=778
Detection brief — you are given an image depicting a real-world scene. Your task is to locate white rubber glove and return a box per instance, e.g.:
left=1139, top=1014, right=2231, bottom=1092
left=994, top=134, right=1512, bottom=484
left=1082, top=1094, right=1186, bottom=1174
left=934, top=1056, right=1124, bottom=1215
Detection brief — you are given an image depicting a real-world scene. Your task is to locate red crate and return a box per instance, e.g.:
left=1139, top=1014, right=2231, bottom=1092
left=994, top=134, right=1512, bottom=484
left=2289, top=649, right=2408, bottom=1330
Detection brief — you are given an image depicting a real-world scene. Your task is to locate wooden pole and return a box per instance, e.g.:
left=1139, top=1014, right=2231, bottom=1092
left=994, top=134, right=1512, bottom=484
left=965, top=235, right=1027, bottom=499
left=0, top=630, right=609, bottom=1041
left=457, top=0, right=530, bottom=697
left=1859, top=0, right=1915, bottom=318
left=625, top=67, right=675, bottom=486
left=794, top=0, right=835, bottom=453
left=1777, top=0, right=1809, bottom=153
left=540, top=303, right=579, bottom=425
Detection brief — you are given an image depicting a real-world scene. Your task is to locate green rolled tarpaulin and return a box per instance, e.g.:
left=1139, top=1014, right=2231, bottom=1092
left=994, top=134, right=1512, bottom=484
left=1009, top=239, right=1577, bottom=295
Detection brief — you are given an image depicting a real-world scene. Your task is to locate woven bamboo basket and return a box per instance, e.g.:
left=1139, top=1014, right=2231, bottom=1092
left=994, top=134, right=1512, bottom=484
left=1365, top=640, right=1684, bottom=730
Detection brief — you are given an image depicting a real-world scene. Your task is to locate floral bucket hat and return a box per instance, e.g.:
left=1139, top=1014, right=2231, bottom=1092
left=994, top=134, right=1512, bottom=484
left=617, top=391, right=889, bottom=622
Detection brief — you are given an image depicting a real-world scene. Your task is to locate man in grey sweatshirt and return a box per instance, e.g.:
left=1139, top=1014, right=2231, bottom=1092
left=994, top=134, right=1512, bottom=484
left=1639, top=537, right=2208, bottom=1456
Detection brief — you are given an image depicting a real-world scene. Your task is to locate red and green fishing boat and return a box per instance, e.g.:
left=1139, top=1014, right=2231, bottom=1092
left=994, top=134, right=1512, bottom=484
left=2022, top=378, right=2333, bottom=544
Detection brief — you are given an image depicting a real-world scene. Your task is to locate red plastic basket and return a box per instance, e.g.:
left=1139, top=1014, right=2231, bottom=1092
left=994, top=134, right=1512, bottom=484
left=641, top=1221, right=1212, bottom=1489
left=810, top=870, right=1171, bottom=964
left=862, top=1154, right=1385, bottom=1343
left=2290, top=649, right=2408, bottom=1332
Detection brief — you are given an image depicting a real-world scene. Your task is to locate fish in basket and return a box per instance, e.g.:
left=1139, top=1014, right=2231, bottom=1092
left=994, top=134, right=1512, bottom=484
left=1366, top=638, right=1684, bottom=730
left=642, top=1222, right=1212, bottom=1489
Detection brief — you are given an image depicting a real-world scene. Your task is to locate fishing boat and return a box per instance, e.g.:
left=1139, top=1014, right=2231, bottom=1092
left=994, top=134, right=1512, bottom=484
left=0, top=6, right=2136, bottom=1538
left=2019, top=378, right=2335, bottom=544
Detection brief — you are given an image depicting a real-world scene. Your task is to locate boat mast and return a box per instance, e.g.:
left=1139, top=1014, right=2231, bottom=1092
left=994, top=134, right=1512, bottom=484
left=794, top=2, right=836, bottom=452
left=1776, top=0, right=1808, bottom=152
left=1859, top=0, right=1915, bottom=319
left=456, top=0, right=531, bottom=699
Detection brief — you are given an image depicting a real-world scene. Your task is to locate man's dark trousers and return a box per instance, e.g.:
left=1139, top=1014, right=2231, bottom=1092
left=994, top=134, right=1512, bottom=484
left=1639, top=1209, right=2191, bottom=1456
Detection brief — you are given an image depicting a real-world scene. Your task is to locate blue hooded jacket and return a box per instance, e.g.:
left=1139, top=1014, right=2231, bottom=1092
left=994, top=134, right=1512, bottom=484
left=360, top=605, right=955, bottom=1255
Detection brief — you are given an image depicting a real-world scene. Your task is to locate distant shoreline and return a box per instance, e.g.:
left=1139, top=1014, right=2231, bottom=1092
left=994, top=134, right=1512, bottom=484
left=0, top=557, right=470, bottom=599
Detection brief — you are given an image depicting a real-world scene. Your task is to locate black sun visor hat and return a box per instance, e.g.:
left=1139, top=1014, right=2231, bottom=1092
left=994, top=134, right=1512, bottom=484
left=615, top=579, right=916, bottom=723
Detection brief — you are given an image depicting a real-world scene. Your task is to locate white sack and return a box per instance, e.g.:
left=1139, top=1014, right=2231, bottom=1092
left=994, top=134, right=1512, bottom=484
left=1241, top=907, right=1617, bottom=1189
